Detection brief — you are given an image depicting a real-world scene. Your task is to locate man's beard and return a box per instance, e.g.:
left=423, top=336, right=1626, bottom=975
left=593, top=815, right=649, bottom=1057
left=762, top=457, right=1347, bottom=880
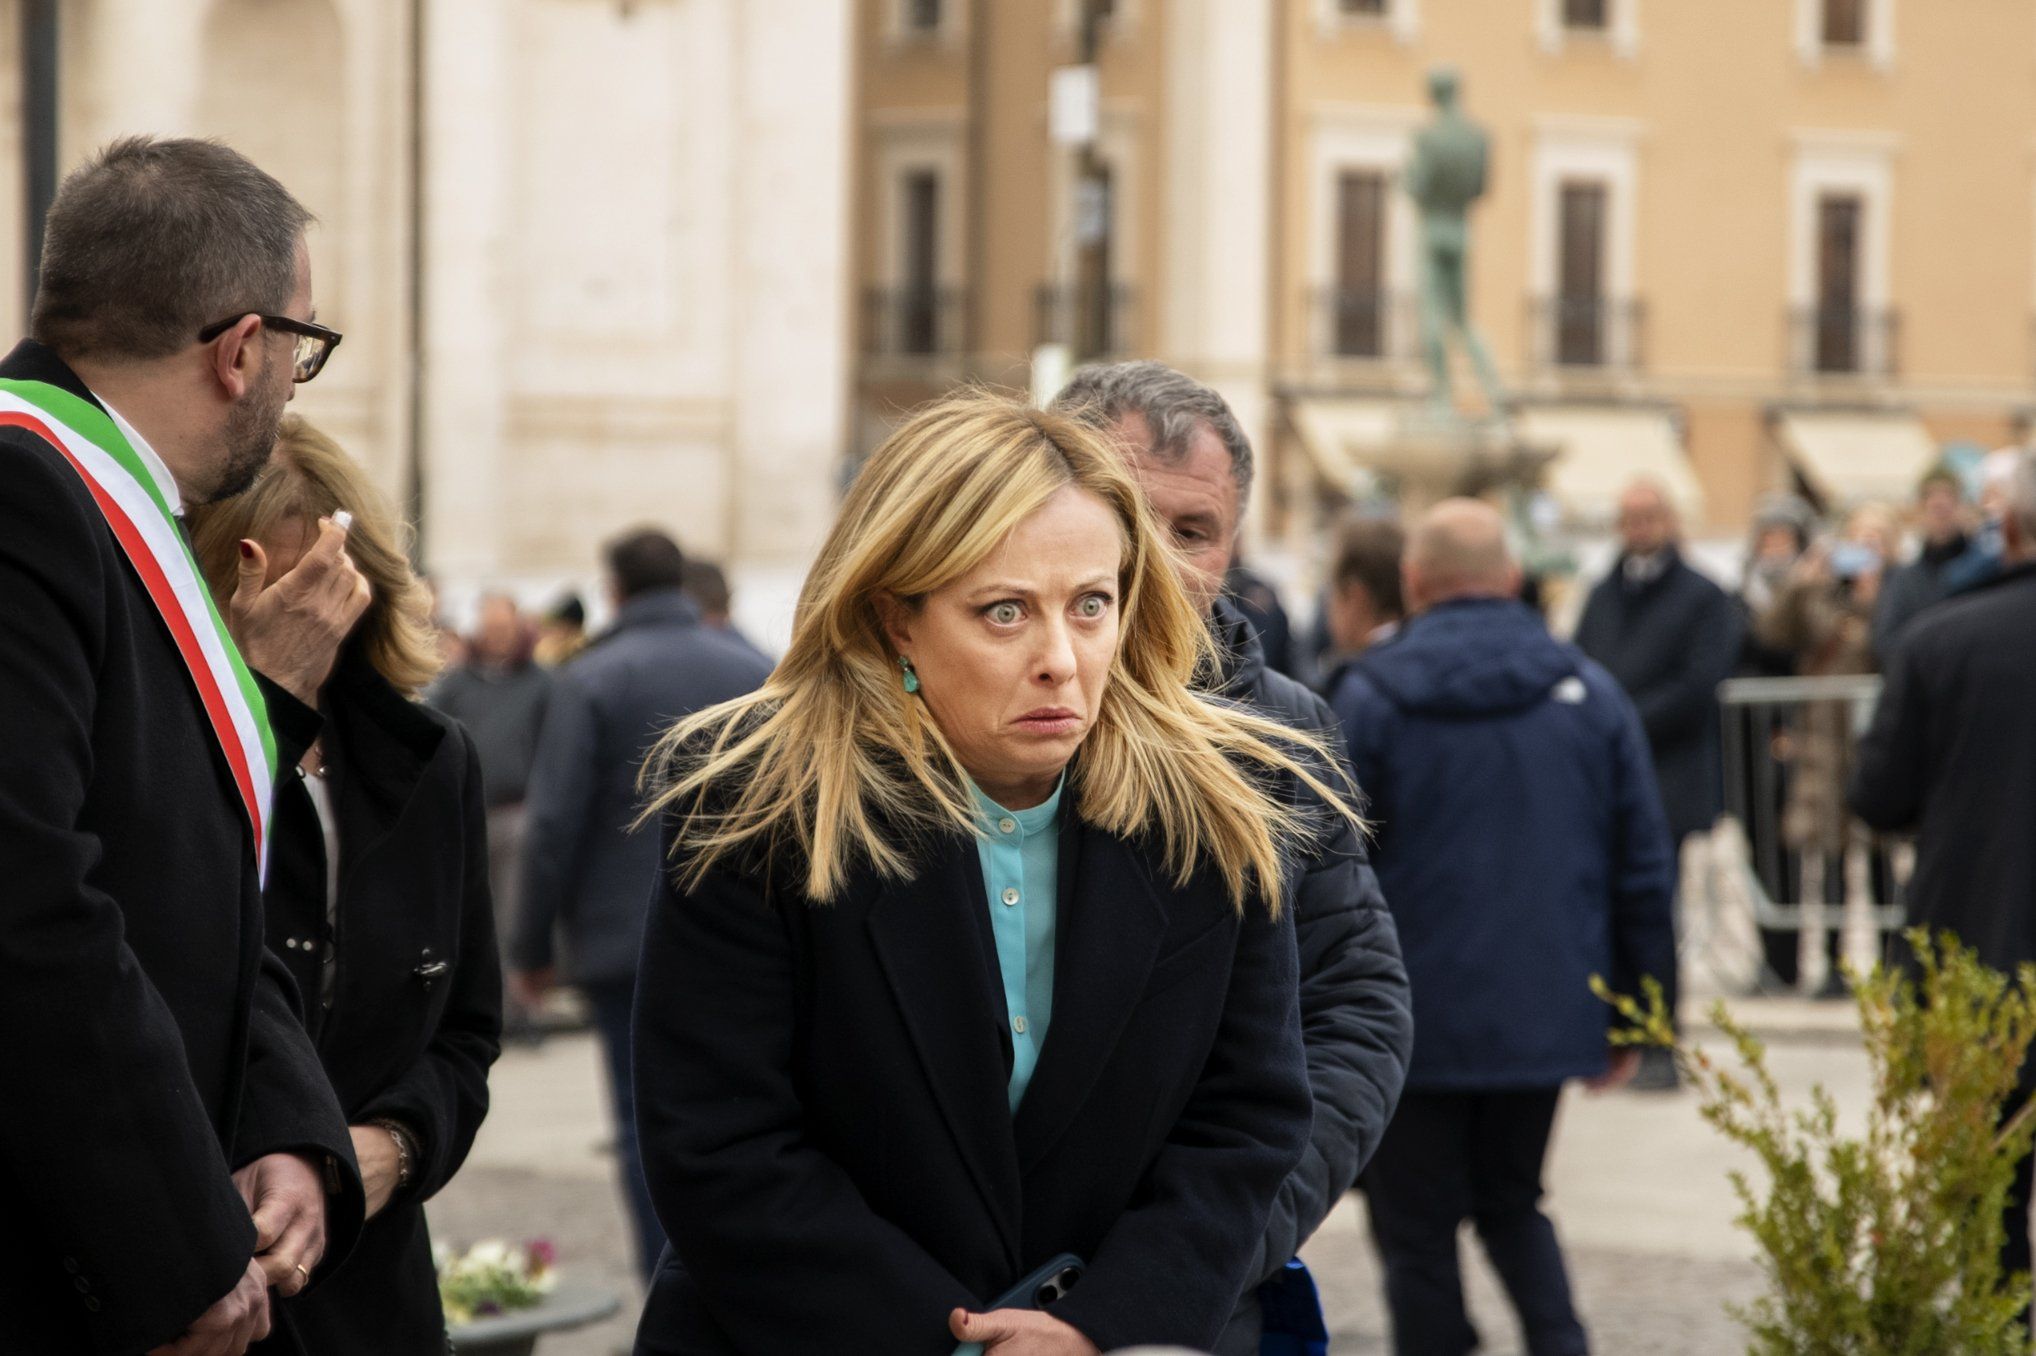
left=204, top=352, right=288, bottom=504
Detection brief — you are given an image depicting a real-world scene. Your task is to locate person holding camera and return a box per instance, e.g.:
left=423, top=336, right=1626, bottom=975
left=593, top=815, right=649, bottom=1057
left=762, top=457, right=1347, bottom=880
left=1750, top=503, right=1899, bottom=995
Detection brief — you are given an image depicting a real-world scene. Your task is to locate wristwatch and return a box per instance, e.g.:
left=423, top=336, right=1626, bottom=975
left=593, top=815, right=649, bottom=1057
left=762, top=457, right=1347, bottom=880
left=370, top=1117, right=420, bottom=1192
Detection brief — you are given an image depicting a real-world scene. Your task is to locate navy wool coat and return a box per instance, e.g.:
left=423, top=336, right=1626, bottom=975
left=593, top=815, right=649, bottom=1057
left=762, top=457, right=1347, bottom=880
left=630, top=801, right=1312, bottom=1355
left=1332, top=598, right=1678, bottom=1089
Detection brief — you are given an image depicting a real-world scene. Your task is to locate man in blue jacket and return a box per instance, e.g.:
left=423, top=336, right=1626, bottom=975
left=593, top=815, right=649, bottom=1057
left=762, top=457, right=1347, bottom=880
left=511, top=528, right=773, bottom=1281
left=1332, top=500, right=1676, bottom=1356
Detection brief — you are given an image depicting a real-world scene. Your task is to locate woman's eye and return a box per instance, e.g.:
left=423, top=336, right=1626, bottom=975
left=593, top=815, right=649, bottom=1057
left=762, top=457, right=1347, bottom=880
left=987, top=602, right=1023, bottom=625
left=1075, top=594, right=1110, bottom=619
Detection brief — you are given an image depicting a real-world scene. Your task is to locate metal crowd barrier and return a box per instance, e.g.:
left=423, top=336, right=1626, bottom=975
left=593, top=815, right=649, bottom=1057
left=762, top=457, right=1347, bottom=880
left=1714, top=673, right=1907, bottom=937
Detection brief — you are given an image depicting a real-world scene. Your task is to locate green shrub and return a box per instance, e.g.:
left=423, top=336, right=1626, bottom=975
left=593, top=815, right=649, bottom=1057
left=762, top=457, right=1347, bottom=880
left=1595, top=931, right=2036, bottom=1355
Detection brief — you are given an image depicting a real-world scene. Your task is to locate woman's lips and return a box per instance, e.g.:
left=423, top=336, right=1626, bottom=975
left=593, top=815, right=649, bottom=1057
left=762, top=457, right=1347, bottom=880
left=1013, top=710, right=1083, bottom=736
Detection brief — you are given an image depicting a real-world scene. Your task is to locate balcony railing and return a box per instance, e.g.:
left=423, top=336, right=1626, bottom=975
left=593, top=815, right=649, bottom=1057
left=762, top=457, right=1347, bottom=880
left=1788, top=305, right=1899, bottom=379
left=1312, top=287, right=1420, bottom=364
left=1527, top=296, right=1646, bottom=372
left=1034, top=283, right=1137, bottom=359
left=863, top=286, right=968, bottom=359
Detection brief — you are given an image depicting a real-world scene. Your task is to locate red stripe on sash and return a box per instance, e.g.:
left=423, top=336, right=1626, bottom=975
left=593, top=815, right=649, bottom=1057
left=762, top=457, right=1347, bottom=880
left=0, top=411, right=265, bottom=858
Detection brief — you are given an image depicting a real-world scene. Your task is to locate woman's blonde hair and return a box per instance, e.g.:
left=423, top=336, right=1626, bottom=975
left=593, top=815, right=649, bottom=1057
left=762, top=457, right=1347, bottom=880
left=187, top=414, right=443, bottom=696
left=643, top=391, right=1356, bottom=912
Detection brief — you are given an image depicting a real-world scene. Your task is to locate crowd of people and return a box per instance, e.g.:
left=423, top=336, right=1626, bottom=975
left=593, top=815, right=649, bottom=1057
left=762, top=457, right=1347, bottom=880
left=5, top=132, right=2035, bottom=1356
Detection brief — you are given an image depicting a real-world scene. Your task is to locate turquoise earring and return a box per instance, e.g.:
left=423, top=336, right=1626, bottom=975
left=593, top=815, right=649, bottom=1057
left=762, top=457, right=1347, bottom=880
left=900, top=656, right=920, bottom=695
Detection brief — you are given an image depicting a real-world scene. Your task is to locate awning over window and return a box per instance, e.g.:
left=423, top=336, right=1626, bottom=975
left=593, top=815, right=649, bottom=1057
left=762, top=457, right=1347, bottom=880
left=1288, top=397, right=1404, bottom=495
left=1775, top=409, right=1938, bottom=508
left=1512, top=404, right=1704, bottom=530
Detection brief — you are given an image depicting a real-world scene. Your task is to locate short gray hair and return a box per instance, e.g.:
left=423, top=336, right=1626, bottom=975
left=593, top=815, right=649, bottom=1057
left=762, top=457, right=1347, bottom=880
left=1051, top=359, right=1254, bottom=504
left=32, top=136, right=312, bottom=361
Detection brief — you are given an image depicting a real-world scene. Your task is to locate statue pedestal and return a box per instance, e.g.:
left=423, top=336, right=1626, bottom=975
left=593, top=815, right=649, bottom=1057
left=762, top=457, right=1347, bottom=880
left=1290, top=399, right=1557, bottom=515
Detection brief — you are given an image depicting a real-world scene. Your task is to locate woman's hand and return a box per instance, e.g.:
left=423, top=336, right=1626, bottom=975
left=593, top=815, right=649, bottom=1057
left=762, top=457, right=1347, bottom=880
left=949, top=1307, right=1100, bottom=1354
left=349, top=1123, right=402, bottom=1219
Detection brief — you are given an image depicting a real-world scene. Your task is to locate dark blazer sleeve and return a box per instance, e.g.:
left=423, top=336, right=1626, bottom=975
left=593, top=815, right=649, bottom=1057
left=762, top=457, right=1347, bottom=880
left=512, top=670, right=599, bottom=970
left=1599, top=674, right=1679, bottom=1016
left=633, top=828, right=978, bottom=1349
left=1848, top=634, right=1927, bottom=833
left=0, top=449, right=258, bottom=1353
left=231, top=955, right=367, bottom=1284
left=353, top=729, right=503, bottom=1199
left=1247, top=699, right=1411, bottom=1281
left=1050, top=891, right=1312, bottom=1350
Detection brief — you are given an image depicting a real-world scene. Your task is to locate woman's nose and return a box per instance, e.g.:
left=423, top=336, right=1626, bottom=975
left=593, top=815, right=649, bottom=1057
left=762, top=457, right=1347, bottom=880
left=1034, top=618, right=1077, bottom=685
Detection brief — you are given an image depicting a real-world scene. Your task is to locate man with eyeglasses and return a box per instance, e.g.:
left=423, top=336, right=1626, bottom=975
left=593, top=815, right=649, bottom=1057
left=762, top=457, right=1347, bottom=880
left=0, top=136, right=368, bottom=1355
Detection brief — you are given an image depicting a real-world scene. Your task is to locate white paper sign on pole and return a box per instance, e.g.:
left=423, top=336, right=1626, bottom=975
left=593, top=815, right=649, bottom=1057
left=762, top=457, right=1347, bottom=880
left=1049, top=65, right=1099, bottom=146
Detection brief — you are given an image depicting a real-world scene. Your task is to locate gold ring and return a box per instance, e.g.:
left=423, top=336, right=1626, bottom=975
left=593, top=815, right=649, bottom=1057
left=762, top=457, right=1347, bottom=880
left=294, top=1264, right=310, bottom=1283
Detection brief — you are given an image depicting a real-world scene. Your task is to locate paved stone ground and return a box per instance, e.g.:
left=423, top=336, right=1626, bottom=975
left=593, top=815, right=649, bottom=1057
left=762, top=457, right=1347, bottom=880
left=428, top=999, right=1866, bottom=1355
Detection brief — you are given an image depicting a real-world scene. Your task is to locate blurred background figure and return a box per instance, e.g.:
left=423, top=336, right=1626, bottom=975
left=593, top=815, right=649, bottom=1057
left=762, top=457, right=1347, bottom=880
left=534, top=592, right=588, bottom=668
left=1939, top=447, right=2027, bottom=597
left=1873, top=465, right=1971, bottom=657
left=1333, top=499, right=1675, bottom=1356
left=1572, top=479, right=1741, bottom=1088
left=189, top=416, right=503, bottom=1354
left=427, top=592, right=553, bottom=1040
left=511, top=527, right=773, bottom=1284
left=1748, top=504, right=1900, bottom=997
left=1225, top=554, right=1298, bottom=681
left=1316, top=512, right=1408, bottom=697
left=1850, top=450, right=2036, bottom=1300
left=680, top=557, right=771, bottom=664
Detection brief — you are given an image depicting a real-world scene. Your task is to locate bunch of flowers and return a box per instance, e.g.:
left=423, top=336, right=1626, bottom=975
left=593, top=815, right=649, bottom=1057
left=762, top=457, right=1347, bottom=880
left=435, top=1237, right=558, bottom=1325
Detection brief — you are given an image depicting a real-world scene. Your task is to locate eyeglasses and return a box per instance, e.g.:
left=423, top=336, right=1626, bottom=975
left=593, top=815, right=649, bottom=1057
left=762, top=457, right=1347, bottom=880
left=197, top=313, right=343, bottom=384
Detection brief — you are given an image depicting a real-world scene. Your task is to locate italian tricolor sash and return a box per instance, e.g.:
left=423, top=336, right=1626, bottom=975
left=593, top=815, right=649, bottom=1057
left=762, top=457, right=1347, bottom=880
left=0, top=379, right=277, bottom=873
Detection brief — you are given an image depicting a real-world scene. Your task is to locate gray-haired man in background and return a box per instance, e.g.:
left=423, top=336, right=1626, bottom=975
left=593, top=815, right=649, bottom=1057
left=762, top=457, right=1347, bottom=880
left=1055, top=360, right=1413, bottom=1354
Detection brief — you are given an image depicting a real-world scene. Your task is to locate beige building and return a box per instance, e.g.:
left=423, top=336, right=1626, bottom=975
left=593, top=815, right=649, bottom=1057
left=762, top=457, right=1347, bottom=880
left=854, top=0, right=2036, bottom=543
left=0, top=0, right=853, bottom=610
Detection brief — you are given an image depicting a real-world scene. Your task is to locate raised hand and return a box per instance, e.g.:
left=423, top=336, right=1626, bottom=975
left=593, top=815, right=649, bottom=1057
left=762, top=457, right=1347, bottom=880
left=227, top=515, right=372, bottom=703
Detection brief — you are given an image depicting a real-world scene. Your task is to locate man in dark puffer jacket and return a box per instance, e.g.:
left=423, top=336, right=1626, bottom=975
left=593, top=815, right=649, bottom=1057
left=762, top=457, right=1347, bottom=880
left=1057, top=362, right=1415, bottom=1356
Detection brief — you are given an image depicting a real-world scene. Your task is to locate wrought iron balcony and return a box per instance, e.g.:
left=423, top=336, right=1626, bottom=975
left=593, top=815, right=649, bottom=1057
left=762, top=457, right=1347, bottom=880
left=1527, top=295, right=1646, bottom=372
left=1033, top=282, right=1137, bottom=359
left=1788, top=304, right=1899, bottom=379
left=862, top=286, right=968, bottom=360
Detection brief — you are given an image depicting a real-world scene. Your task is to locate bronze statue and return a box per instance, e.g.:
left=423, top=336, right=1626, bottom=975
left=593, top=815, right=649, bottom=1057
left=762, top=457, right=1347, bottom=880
left=1408, top=67, right=1506, bottom=419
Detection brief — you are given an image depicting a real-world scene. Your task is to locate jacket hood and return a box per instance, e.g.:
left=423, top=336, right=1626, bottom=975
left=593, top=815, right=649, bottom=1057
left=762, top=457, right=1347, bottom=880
left=1356, top=597, right=1581, bottom=717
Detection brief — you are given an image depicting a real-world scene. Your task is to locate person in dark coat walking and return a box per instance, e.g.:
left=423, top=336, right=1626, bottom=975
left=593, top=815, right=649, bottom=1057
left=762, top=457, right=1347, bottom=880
left=630, top=394, right=1319, bottom=1355
left=189, top=418, right=502, bottom=1355
left=1333, top=501, right=1677, bottom=1356
left=1572, top=479, right=1738, bottom=1085
left=512, top=528, right=773, bottom=1281
left=1055, top=360, right=1414, bottom=1356
left=1850, top=450, right=2036, bottom=1287
left=0, top=139, right=366, bottom=1355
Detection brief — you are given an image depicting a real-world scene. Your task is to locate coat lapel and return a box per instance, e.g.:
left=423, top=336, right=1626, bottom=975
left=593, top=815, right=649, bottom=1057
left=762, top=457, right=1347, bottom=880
left=1012, top=818, right=1171, bottom=1175
left=863, top=834, right=1024, bottom=1262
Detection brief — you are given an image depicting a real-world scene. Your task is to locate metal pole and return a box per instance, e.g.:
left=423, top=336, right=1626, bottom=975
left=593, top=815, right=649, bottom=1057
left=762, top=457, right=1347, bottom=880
left=21, top=0, right=59, bottom=317
left=405, top=0, right=429, bottom=564
left=1072, top=0, right=1107, bottom=361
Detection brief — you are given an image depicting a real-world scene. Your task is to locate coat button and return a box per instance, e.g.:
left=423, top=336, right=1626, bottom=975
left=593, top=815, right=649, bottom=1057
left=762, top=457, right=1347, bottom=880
left=73, top=1276, right=89, bottom=1293
left=61, top=1256, right=78, bottom=1275
left=1001, top=888, right=1019, bottom=907
left=84, top=1296, right=100, bottom=1312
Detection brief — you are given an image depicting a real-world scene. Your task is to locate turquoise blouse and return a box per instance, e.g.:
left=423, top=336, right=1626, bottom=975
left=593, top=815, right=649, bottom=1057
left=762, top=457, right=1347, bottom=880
left=967, top=778, right=1063, bottom=1116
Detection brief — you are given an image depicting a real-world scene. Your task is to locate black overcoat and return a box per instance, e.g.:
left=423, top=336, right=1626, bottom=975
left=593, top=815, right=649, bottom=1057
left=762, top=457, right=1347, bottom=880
left=265, top=651, right=503, bottom=1353
left=1850, top=563, right=2036, bottom=978
left=1573, top=548, right=1743, bottom=842
left=0, top=341, right=363, bottom=1354
left=631, top=804, right=1312, bottom=1355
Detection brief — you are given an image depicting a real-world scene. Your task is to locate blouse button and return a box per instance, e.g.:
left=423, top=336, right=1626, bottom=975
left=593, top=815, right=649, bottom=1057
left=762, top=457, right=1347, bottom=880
left=998, top=817, right=1016, bottom=834
left=1012, top=1015, right=1028, bottom=1035
left=1001, top=887, right=1019, bottom=907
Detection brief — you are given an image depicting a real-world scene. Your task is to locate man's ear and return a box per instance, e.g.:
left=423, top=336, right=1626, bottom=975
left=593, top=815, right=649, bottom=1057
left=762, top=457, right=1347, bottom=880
left=872, top=591, right=915, bottom=656
left=206, top=314, right=264, bottom=400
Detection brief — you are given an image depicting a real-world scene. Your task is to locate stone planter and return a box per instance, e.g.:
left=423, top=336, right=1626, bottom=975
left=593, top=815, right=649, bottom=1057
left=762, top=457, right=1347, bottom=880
left=448, top=1282, right=622, bottom=1356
